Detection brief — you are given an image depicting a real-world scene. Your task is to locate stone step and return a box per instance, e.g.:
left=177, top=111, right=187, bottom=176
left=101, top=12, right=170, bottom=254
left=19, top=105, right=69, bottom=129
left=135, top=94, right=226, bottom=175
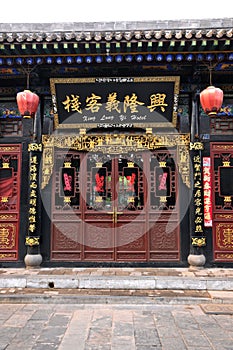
left=0, top=274, right=233, bottom=290
left=0, top=289, right=233, bottom=305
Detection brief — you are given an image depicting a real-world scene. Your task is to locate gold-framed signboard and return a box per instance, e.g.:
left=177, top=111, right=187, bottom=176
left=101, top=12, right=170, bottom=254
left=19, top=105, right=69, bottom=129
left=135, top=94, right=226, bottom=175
left=50, top=76, right=180, bottom=129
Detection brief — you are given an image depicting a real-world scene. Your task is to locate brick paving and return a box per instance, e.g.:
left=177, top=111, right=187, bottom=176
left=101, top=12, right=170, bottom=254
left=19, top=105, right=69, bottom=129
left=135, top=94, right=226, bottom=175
left=1, top=302, right=233, bottom=349
left=1, top=267, right=233, bottom=278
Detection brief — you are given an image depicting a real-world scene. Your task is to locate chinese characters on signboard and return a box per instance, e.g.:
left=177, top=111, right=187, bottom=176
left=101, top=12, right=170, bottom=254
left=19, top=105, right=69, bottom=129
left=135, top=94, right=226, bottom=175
left=203, top=157, right=212, bottom=227
left=50, top=77, right=180, bottom=129
left=62, top=92, right=168, bottom=115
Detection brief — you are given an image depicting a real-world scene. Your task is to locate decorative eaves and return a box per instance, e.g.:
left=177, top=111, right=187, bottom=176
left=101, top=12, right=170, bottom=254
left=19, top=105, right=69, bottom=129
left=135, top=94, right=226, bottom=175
left=0, top=19, right=232, bottom=43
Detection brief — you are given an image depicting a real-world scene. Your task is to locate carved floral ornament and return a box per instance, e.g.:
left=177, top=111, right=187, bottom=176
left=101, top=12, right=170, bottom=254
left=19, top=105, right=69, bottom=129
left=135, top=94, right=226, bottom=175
left=192, top=237, right=206, bottom=247
left=41, top=133, right=190, bottom=189
left=25, top=236, right=40, bottom=246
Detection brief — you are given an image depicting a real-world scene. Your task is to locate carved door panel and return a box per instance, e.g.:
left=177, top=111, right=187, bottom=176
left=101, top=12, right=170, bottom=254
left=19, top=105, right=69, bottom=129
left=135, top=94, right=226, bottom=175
left=83, top=153, right=147, bottom=261
left=0, top=144, right=21, bottom=261
left=211, top=143, right=233, bottom=262
left=83, top=153, right=115, bottom=261
left=115, top=155, right=147, bottom=261
left=51, top=151, right=82, bottom=260
left=148, top=149, right=180, bottom=261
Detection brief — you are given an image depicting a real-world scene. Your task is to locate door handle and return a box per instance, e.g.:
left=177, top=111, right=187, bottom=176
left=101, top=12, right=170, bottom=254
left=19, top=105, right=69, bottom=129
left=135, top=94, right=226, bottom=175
left=107, top=211, right=114, bottom=223
left=107, top=209, right=123, bottom=223
left=114, top=211, right=123, bottom=224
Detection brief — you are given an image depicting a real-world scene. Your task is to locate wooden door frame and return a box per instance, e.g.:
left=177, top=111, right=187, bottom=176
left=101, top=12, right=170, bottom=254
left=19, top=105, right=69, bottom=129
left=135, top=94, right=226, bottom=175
left=50, top=148, right=181, bottom=262
left=210, top=142, right=233, bottom=262
left=43, top=133, right=190, bottom=262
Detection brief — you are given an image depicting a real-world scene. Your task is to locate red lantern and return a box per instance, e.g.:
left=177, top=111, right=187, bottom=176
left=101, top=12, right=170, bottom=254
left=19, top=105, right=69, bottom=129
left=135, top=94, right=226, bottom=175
left=16, top=89, right=39, bottom=118
left=200, top=85, right=223, bottom=116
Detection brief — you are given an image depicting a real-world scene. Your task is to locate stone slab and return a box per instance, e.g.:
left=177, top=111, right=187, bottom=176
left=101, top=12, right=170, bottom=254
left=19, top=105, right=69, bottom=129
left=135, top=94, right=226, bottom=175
left=200, top=303, right=233, bottom=314
left=206, top=279, right=233, bottom=291
left=155, top=277, right=207, bottom=290
left=0, top=277, right=26, bottom=288
left=78, top=277, right=156, bottom=290
left=26, top=276, right=79, bottom=289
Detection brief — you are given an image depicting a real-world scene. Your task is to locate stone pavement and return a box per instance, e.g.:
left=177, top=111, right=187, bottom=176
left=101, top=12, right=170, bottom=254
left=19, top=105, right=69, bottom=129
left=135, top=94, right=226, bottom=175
left=1, top=268, right=233, bottom=349
left=1, top=302, right=233, bottom=350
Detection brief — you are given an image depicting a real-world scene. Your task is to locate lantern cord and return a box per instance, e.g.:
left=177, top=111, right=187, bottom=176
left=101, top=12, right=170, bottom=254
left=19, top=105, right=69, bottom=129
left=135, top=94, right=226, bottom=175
left=26, top=71, right=30, bottom=89
left=19, top=66, right=38, bottom=90
left=207, top=62, right=219, bottom=86
left=208, top=65, right=212, bottom=86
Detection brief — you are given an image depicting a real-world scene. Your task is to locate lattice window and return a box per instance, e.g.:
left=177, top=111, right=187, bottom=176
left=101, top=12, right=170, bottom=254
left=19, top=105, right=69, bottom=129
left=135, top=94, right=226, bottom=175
left=210, top=97, right=233, bottom=135
left=117, top=155, right=144, bottom=211
left=210, top=116, right=233, bottom=135
left=0, top=99, right=22, bottom=137
left=150, top=150, right=177, bottom=210
left=86, top=153, right=112, bottom=211
left=0, top=153, right=19, bottom=211
left=54, top=152, right=80, bottom=210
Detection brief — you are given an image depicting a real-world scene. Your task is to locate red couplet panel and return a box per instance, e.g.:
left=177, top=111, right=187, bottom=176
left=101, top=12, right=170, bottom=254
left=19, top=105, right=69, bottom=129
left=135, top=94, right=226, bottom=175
left=211, top=143, right=233, bottom=261
left=0, top=144, right=21, bottom=260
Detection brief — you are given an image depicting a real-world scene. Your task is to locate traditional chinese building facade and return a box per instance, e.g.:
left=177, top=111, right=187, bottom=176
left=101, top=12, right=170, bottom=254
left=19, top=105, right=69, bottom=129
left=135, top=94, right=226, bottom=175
left=0, top=18, right=233, bottom=267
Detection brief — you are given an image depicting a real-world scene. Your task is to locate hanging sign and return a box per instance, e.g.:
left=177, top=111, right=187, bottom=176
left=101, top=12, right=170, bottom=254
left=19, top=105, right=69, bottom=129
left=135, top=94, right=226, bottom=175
left=50, top=76, right=180, bottom=129
left=203, top=157, right=212, bottom=227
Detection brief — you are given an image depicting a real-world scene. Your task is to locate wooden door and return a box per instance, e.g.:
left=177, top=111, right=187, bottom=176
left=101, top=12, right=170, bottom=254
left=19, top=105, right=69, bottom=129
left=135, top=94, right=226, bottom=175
left=51, top=151, right=82, bottom=260
left=148, top=149, right=180, bottom=261
left=211, top=143, right=233, bottom=262
left=83, top=152, right=147, bottom=261
left=0, top=144, right=21, bottom=261
left=51, top=149, right=180, bottom=262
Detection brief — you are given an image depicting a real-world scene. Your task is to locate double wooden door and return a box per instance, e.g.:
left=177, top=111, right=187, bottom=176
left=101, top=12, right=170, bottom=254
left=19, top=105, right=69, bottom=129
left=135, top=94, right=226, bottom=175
left=51, top=149, right=180, bottom=262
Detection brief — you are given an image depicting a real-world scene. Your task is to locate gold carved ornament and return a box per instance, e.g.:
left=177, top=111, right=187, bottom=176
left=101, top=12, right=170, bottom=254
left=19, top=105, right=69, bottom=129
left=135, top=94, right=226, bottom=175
left=192, top=237, right=206, bottom=247
left=216, top=224, right=233, bottom=249
left=0, top=223, right=15, bottom=249
left=189, top=142, right=204, bottom=151
left=216, top=253, right=233, bottom=260
left=0, top=214, right=16, bottom=220
left=28, top=143, right=43, bottom=152
left=41, top=133, right=190, bottom=189
left=25, top=236, right=40, bottom=246
left=0, top=145, right=20, bottom=152
left=0, top=253, right=16, bottom=260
